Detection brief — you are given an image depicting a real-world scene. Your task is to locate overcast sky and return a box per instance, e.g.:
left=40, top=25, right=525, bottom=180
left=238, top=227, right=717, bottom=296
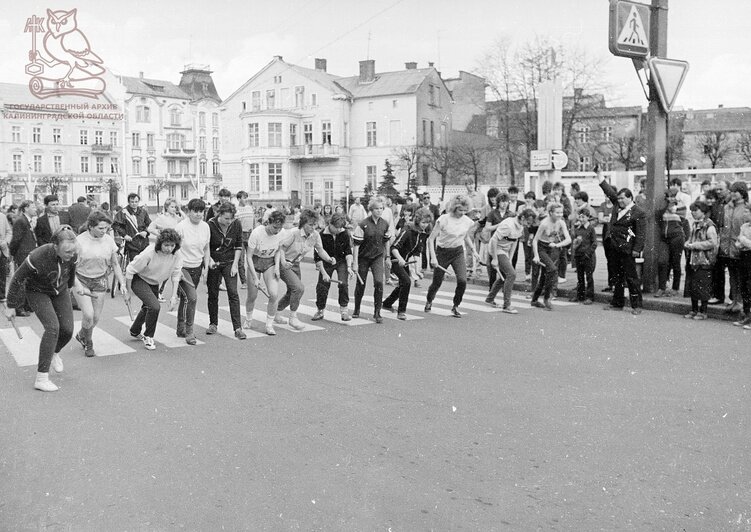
left=2, top=0, right=748, bottom=111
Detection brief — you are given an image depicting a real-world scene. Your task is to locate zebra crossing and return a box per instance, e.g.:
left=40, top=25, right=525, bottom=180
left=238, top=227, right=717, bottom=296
left=0, top=287, right=575, bottom=366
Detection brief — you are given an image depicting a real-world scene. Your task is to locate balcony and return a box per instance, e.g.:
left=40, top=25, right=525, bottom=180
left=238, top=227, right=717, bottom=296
left=163, top=147, right=196, bottom=158
left=167, top=173, right=196, bottom=181
left=289, top=144, right=341, bottom=161
left=91, top=143, right=113, bottom=153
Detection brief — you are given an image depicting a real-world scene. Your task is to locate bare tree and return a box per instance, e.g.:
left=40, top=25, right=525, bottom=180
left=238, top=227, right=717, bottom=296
left=666, top=114, right=686, bottom=171
left=699, top=132, right=733, bottom=169
left=454, top=132, right=499, bottom=190
left=737, top=132, right=751, bottom=165
left=147, top=177, right=169, bottom=209
left=98, top=176, right=122, bottom=208
left=0, top=175, right=17, bottom=203
left=424, top=145, right=462, bottom=201
left=36, top=175, right=70, bottom=197
left=392, top=145, right=423, bottom=194
left=610, top=135, right=645, bottom=171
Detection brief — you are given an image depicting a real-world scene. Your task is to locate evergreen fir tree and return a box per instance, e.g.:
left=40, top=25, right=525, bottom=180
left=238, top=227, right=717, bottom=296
left=377, top=159, right=399, bottom=198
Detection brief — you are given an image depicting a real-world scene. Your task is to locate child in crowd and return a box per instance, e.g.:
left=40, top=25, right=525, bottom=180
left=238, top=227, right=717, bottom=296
left=656, top=197, right=690, bottom=297
left=570, top=208, right=597, bottom=304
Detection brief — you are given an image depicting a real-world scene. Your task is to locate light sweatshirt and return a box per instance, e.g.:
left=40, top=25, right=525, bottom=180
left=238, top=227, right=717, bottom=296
left=125, top=244, right=183, bottom=285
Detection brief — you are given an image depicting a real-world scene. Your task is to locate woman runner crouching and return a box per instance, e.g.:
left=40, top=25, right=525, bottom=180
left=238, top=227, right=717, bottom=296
left=124, top=229, right=183, bottom=350
left=74, top=211, right=127, bottom=357
left=382, top=208, right=432, bottom=320
left=531, top=202, right=572, bottom=311
left=424, top=194, right=481, bottom=317
left=4, top=226, right=79, bottom=391
left=244, top=210, right=285, bottom=335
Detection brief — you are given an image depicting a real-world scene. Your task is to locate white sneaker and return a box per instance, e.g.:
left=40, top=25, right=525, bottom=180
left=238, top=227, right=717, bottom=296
left=524, top=274, right=531, bottom=281
left=265, top=323, right=276, bottom=336
left=289, top=316, right=305, bottom=331
left=51, top=353, right=64, bottom=373
left=142, top=336, right=156, bottom=350
left=501, top=307, right=519, bottom=314
left=243, top=317, right=253, bottom=329
left=558, top=277, right=567, bottom=284
left=34, top=372, right=58, bottom=392
left=273, top=314, right=289, bottom=325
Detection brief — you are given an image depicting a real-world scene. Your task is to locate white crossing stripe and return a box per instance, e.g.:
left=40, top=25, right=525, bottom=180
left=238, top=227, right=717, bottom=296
left=170, top=309, right=267, bottom=339
left=114, top=316, right=205, bottom=348
left=428, top=293, right=500, bottom=313
left=356, top=296, right=451, bottom=317
left=220, top=306, right=325, bottom=333
left=356, top=297, right=423, bottom=321
left=453, top=289, right=577, bottom=307
left=294, top=303, right=373, bottom=327
left=75, top=320, right=136, bottom=356
left=0, top=327, right=40, bottom=367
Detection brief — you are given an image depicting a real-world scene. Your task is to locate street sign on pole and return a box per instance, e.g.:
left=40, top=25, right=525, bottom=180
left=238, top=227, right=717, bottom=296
left=551, top=150, right=568, bottom=170
left=530, top=150, right=552, bottom=171
left=648, top=58, right=689, bottom=112
left=609, top=0, right=651, bottom=58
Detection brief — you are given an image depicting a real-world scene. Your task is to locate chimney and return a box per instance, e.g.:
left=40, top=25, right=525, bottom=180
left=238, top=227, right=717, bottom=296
left=359, top=60, right=375, bottom=83
left=574, top=88, right=583, bottom=99
left=718, top=104, right=724, bottom=108
left=314, top=58, right=327, bottom=72
left=273, top=55, right=283, bottom=61
left=139, top=71, right=144, bottom=79
left=428, top=62, right=434, bottom=68
left=405, top=62, right=417, bottom=70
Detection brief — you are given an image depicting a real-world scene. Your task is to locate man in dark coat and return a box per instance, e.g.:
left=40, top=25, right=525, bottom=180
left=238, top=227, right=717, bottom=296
left=204, top=188, right=233, bottom=222
left=9, top=200, right=38, bottom=316
left=112, top=193, right=151, bottom=260
left=599, top=170, right=647, bottom=314
left=67, top=196, right=91, bottom=233
left=35, top=194, right=71, bottom=245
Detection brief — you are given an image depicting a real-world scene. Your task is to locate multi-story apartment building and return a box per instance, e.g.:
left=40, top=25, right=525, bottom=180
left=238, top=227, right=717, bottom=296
left=0, top=82, right=123, bottom=207
left=117, top=65, right=222, bottom=207
left=221, top=56, right=453, bottom=206
left=681, top=106, right=751, bottom=170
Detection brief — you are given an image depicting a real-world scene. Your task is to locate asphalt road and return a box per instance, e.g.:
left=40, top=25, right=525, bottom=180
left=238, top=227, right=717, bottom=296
left=1, top=263, right=750, bottom=531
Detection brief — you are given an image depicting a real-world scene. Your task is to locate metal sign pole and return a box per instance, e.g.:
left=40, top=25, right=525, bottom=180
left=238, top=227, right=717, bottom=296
left=643, top=0, right=669, bottom=293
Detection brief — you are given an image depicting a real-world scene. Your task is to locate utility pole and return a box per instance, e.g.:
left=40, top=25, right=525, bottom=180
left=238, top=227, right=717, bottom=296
left=642, top=0, right=668, bottom=293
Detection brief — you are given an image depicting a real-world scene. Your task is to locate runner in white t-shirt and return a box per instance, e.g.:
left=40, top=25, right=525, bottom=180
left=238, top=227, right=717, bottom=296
left=244, top=210, right=285, bottom=335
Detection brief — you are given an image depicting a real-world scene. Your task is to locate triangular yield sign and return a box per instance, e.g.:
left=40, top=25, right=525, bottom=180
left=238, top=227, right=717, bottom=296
left=648, top=58, right=690, bottom=112
left=617, top=4, right=649, bottom=50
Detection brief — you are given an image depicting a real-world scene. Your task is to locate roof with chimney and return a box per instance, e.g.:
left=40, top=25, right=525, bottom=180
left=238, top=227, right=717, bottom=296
left=179, top=66, right=222, bottom=103
left=120, top=75, right=192, bottom=100
left=336, top=68, right=439, bottom=98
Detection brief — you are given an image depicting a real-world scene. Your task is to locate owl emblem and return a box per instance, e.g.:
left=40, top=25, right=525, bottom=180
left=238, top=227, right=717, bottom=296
left=38, top=8, right=104, bottom=88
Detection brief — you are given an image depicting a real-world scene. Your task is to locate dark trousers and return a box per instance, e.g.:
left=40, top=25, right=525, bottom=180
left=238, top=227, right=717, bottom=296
left=575, top=253, right=595, bottom=300
left=354, top=255, right=384, bottom=315
left=26, top=290, right=73, bottom=372
left=177, top=265, right=203, bottom=329
left=739, top=251, right=751, bottom=313
left=658, top=236, right=684, bottom=291
left=0, top=253, right=8, bottom=298
left=712, top=256, right=729, bottom=302
left=315, top=261, right=350, bottom=310
left=207, top=262, right=241, bottom=330
left=427, top=246, right=467, bottom=307
left=610, top=250, right=643, bottom=309
left=532, top=244, right=559, bottom=302
left=523, top=241, right=533, bottom=275
left=383, top=260, right=412, bottom=313
left=557, top=245, right=569, bottom=278
left=603, top=238, right=617, bottom=288
left=130, top=275, right=161, bottom=338
left=238, top=234, right=250, bottom=285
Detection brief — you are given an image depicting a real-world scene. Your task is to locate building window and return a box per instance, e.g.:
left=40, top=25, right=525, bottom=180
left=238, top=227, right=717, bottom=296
left=366, top=165, right=377, bottom=189
left=289, top=124, right=297, bottom=146
left=242, top=102, right=246, bottom=111
left=248, top=123, right=259, bottom=147
left=604, top=126, right=613, bottom=142
left=49, top=128, right=60, bottom=144
left=148, top=187, right=155, bottom=200
left=321, top=121, right=331, bottom=145
left=145, top=133, right=153, bottom=149
left=168, top=184, right=176, bottom=197
left=577, top=125, right=590, bottom=143
left=212, top=113, right=218, bottom=128
left=94, top=130, right=103, bottom=145
left=249, top=163, right=260, bottom=192
left=310, top=93, right=317, bottom=106
left=428, top=84, right=440, bottom=107
left=110, top=131, right=118, bottom=147
left=12, top=154, right=22, bottom=172
left=170, top=107, right=182, bottom=126
left=81, top=156, right=90, bottom=173
left=136, top=106, right=150, bottom=122
left=324, top=180, right=334, bottom=206
left=199, top=112, right=206, bottom=128
left=131, top=158, right=140, bottom=175
left=430, top=121, right=435, bottom=147
left=180, top=184, right=189, bottom=200
left=199, top=160, right=207, bottom=177
left=273, top=75, right=282, bottom=84
left=578, top=156, right=591, bottom=172
left=54, top=155, right=63, bottom=173
left=147, top=159, right=155, bottom=176
left=33, top=154, right=42, bottom=172
left=167, top=160, right=176, bottom=174
left=12, top=126, right=21, bottom=143
left=80, top=130, right=88, bottom=145
left=303, top=123, right=313, bottom=145
left=251, top=91, right=261, bottom=111
left=168, top=133, right=183, bottom=150
left=96, top=156, right=104, bottom=173
left=294, top=86, right=304, bottom=108
left=268, top=162, right=282, bottom=191
left=366, top=122, right=377, bottom=147
left=266, top=90, right=275, bottom=109
left=132, top=132, right=140, bottom=148
left=392, top=99, right=398, bottom=108
left=212, top=133, right=219, bottom=151
left=303, top=181, right=314, bottom=206
left=422, top=120, right=428, bottom=146
left=32, top=127, right=41, bottom=143
left=212, top=161, right=220, bottom=176
left=111, top=158, right=119, bottom=174
left=268, top=123, right=282, bottom=147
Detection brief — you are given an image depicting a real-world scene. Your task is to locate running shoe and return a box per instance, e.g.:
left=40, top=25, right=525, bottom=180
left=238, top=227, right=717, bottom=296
left=206, top=323, right=218, bottom=335
left=265, top=323, right=276, bottom=336
left=450, top=306, right=462, bottom=318
left=312, top=310, right=325, bottom=321
left=51, top=354, right=64, bottom=373
left=273, top=315, right=289, bottom=325
left=142, top=336, right=156, bottom=350
left=289, top=317, right=306, bottom=330
left=397, top=312, right=407, bottom=320
left=501, top=307, right=518, bottom=314
left=234, top=328, right=247, bottom=340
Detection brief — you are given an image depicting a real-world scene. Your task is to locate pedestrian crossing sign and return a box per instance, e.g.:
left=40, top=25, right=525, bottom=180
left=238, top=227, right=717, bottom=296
left=609, top=0, right=651, bottom=58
